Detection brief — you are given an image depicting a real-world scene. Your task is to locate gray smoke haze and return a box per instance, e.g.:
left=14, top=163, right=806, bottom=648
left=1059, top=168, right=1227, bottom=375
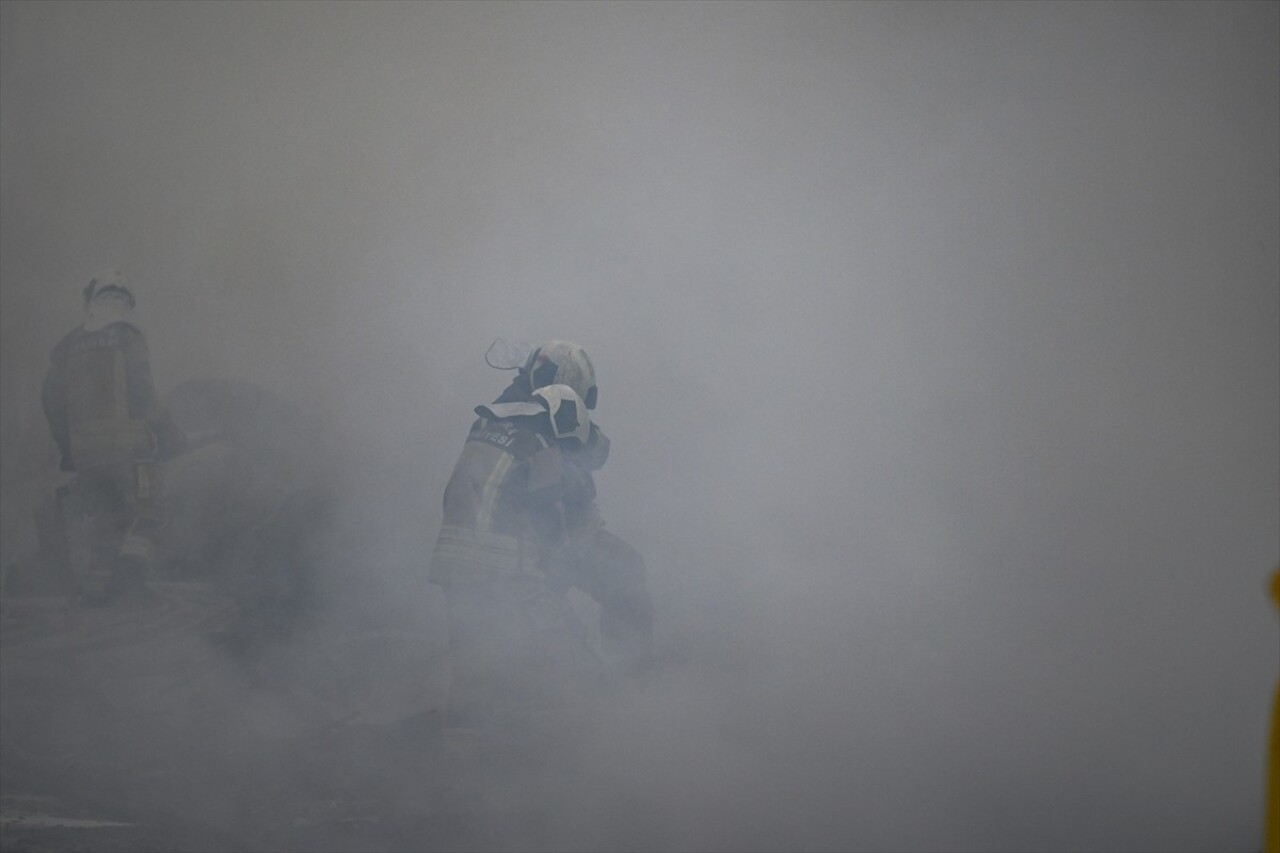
left=2, top=1, right=1277, bottom=851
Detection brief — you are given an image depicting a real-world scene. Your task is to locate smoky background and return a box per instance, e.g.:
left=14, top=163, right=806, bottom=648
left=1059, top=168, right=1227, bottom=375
left=1, top=1, right=1277, bottom=851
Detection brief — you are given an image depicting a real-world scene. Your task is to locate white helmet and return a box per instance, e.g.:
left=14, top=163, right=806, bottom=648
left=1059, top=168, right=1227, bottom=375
left=82, top=270, right=134, bottom=308
left=524, top=340, right=598, bottom=410
left=531, top=384, right=590, bottom=446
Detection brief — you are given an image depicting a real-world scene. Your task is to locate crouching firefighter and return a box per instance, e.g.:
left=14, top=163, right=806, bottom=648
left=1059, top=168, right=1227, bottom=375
left=40, top=272, right=167, bottom=603
left=489, top=339, right=654, bottom=672
left=431, top=383, right=634, bottom=742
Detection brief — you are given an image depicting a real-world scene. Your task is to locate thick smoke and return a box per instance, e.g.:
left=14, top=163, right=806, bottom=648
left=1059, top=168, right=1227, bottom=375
left=1, top=2, right=1277, bottom=851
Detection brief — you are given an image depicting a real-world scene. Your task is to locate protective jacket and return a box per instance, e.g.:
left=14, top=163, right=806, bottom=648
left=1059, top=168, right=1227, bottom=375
left=429, top=403, right=575, bottom=587
left=42, top=321, right=158, bottom=472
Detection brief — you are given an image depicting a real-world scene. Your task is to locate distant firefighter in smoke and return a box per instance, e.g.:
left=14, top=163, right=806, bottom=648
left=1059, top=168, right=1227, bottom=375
left=429, top=340, right=652, bottom=741
left=40, top=272, right=169, bottom=603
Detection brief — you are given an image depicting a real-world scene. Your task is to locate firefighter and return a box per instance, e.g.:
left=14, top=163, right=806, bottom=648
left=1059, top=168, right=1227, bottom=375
left=430, top=383, right=598, bottom=737
left=490, top=340, right=653, bottom=671
left=41, top=272, right=165, bottom=603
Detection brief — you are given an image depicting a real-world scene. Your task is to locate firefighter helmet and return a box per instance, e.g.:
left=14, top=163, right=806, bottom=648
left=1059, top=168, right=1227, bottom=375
left=83, top=271, right=135, bottom=308
left=523, top=340, right=598, bottom=409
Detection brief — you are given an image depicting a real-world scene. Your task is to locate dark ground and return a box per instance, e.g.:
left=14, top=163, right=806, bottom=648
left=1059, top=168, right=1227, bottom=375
left=0, top=583, right=572, bottom=853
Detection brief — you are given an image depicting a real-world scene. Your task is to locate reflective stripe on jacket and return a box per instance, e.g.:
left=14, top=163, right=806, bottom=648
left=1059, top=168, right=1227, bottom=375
left=429, top=413, right=566, bottom=586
